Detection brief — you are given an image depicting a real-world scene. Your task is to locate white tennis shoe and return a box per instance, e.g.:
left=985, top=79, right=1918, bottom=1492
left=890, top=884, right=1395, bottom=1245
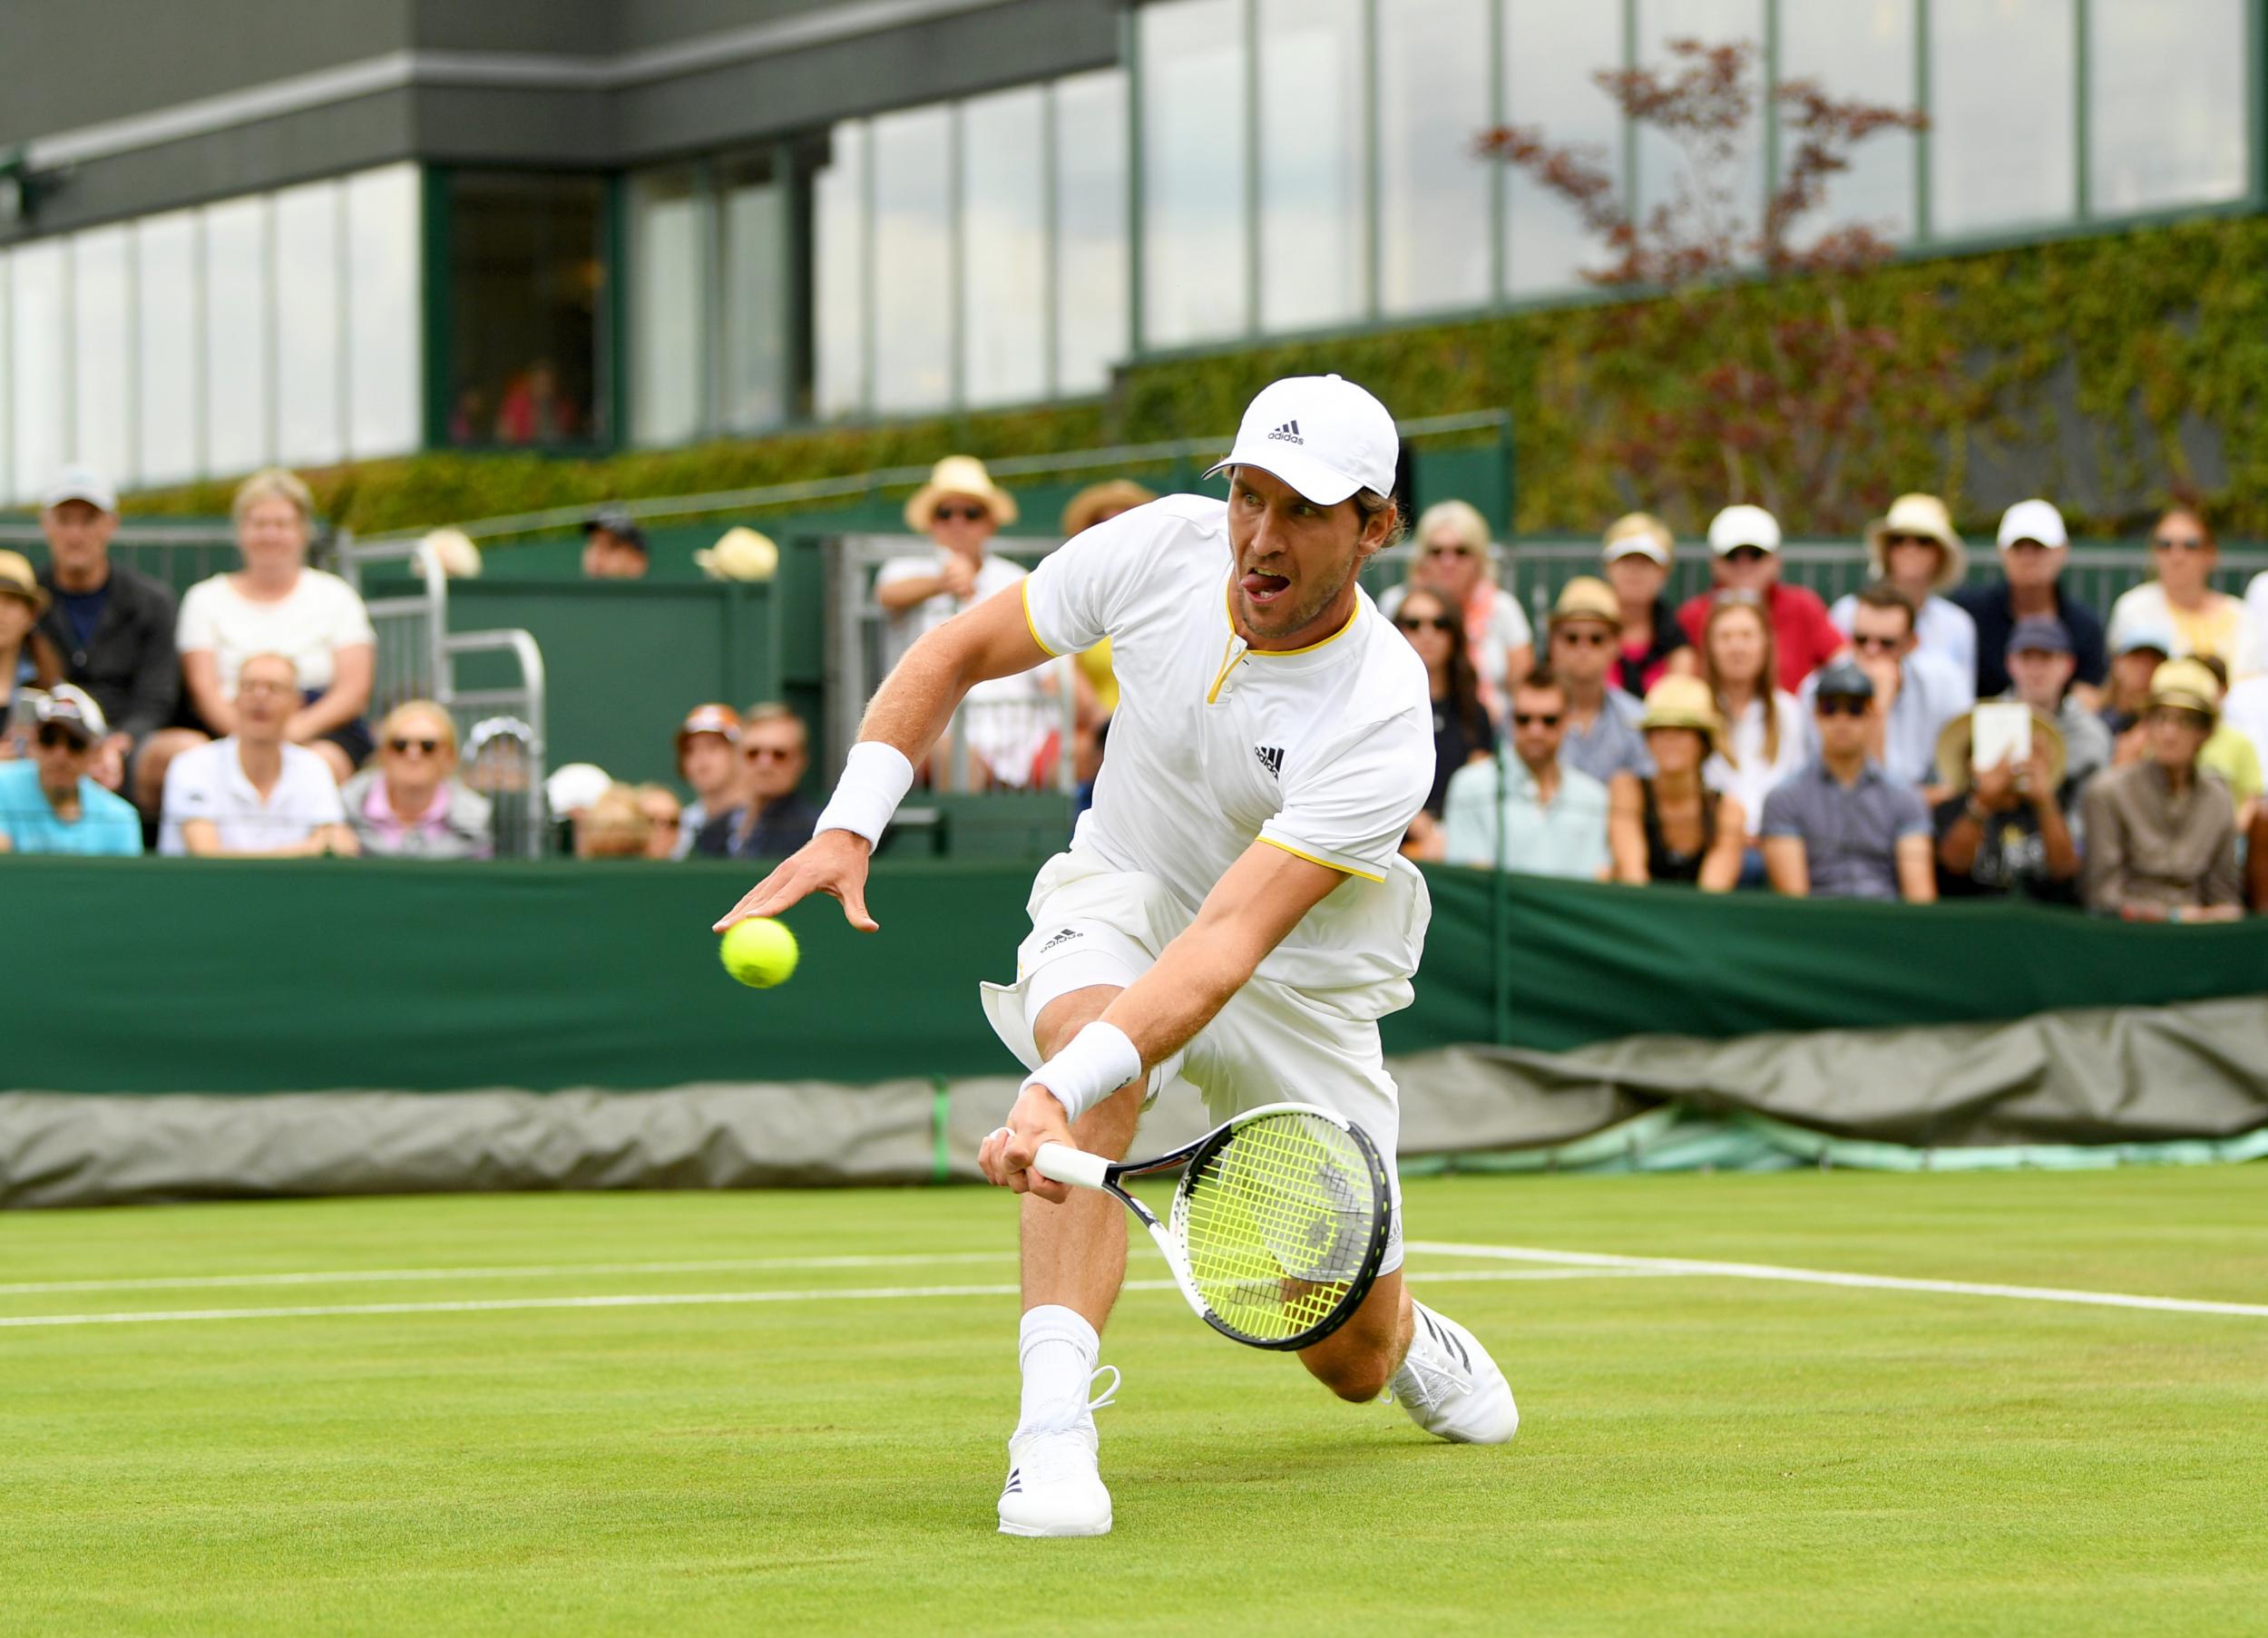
left=998, top=1366, right=1119, bottom=1537
left=1386, top=1302, right=1519, bottom=1445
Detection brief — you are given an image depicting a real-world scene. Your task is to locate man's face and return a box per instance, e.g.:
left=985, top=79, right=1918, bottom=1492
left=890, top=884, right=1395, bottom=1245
left=1603, top=554, right=1666, bottom=607
left=1814, top=694, right=1872, bottom=757
left=234, top=658, right=298, bottom=739
left=1713, top=545, right=1779, bottom=594
left=582, top=531, right=647, bottom=579
left=2006, top=645, right=2075, bottom=709
left=741, top=720, right=808, bottom=802
left=1549, top=617, right=1616, bottom=685
left=34, top=726, right=94, bottom=798
left=2001, top=539, right=2065, bottom=591
left=679, top=734, right=738, bottom=801
left=1510, top=687, right=1566, bottom=771
left=42, top=500, right=115, bottom=580
left=1849, top=603, right=1916, bottom=667
left=2145, top=707, right=2211, bottom=773
left=927, top=494, right=999, bottom=563
left=1225, top=467, right=1381, bottom=646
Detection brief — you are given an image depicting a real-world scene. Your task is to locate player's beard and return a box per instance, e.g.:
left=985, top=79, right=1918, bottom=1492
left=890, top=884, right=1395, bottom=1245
left=1236, top=549, right=1359, bottom=643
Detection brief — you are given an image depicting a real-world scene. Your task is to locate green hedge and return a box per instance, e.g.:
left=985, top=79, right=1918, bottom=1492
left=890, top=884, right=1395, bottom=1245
left=128, top=214, right=2268, bottom=541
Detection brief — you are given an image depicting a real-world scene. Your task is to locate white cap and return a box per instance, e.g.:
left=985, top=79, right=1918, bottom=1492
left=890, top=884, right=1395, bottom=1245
left=1203, top=375, right=1398, bottom=506
left=1707, top=503, right=1783, bottom=555
left=544, top=761, right=613, bottom=816
left=34, top=683, right=109, bottom=742
left=1996, top=498, right=2068, bottom=550
left=43, top=463, right=118, bottom=514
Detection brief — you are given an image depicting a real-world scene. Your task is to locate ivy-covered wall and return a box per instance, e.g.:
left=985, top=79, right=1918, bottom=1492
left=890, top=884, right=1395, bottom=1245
left=132, top=214, right=2268, bottom=541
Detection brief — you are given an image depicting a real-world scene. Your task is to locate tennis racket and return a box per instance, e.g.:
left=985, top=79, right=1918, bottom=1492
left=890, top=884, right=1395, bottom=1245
left=1032, top=1102, right=1393, bottom=1351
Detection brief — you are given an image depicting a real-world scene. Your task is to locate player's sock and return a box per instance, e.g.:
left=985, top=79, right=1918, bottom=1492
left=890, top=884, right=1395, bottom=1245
left=1386, top=1301, right=1519, bottom=1446
left=1015, top=1303, right=1100, bottom=1434
left=1002, top=1305, right=1116, bottom=1537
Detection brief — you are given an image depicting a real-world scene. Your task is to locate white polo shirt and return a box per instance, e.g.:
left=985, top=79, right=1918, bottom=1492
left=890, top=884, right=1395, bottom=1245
left=1021, top=494, right=1434, bottom=1001
left=159, top=738, right=347, bottom=854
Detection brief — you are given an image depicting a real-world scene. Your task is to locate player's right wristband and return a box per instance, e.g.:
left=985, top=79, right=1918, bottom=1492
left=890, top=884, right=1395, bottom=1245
left=1022, top=1022, right=1144, bottom=1123
left=813, top=741, right=915, bottom=845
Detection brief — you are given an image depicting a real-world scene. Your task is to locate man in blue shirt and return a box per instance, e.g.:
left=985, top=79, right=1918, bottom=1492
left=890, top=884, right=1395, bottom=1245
left=0, top=685, right=144, bottom=856
left=1441, top=670, right=1613, bottom=877
left=1762, top=662, right=1934, bottom=902
left=1801, top=581, right=1972, bottom=789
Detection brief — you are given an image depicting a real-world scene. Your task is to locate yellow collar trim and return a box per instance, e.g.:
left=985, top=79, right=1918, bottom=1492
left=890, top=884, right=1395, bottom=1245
left=1219, top=578, right=1363, bottom=658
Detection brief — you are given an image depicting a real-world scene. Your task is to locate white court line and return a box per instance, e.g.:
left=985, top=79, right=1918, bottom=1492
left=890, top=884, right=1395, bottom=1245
left=0, top=1267, right=1673, bottom=1331
left=1410, top=1241, right=2268, bottom=1320
left=0, top=1251, right=1011, bottom=1297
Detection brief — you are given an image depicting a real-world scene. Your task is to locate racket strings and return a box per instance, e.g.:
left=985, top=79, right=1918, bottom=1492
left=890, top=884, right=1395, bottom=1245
left=1175, top=1112, right=1379, bottom=1344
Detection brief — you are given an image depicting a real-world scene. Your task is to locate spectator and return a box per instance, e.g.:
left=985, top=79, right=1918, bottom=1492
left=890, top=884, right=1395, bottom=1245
left=1392, top=586, right=1496, bottom=824
left=1600, top=512, right=1696, bottom=696
left=2247, top=566, right=2268, bottom=678
left=2100, top=628, right=2170, bottom=748
left=1996, top=616, right=2111, bottom=800
left=1801, top=582, right=1973, bottom=789
left=1675, top=504, right=1844, bottom=691
left=178, top=469, right=376, bottom=785
left=673, top=703, right=743, bottom=859
left=878, top=455, right=1056, bottom=789
left=2108, top=507, right=2256, bottom=680
left=1380, top=500, right=1532, bottom=718
left=1831, top=494, right=1977, bottom=679
left=544, top=761, right=613, bottom=853
left=339, top=700, right=494, bottom=860
left=1761, top=660, right=1935, bottom=902
left=1610, top=677, right=1745, bottom=891
left=30, top=466, right=191, bottom=809
left=1931, top=708, right=2078, bottom=903
left=2250, top=805, right=2268, bottom=916
left=2190, top=658, right=2263, bottom=832
left=1057, top=480, right=1158, bottom=746
left=636, top=784, right=684, bottom=860
left=1547, top=577, right=1653, bottom=784
left=0, top=551, right=64, bottom=745
left=1442, top=669, right=1610, bottom=878
left=1061, top=481, right=1158, bottom=541
left=2080, top=659, right=2243, bottom=921
left=2106, top=645, right=2261, bottom=826
left=695, top=704, right=821, bottom=862
left=582, top=508, right=650, bottom=580
left=573, top=783, right=652, bottom=860
left=160, top=652, right=358, bottom=857
left=2219, top=662, right=2268, bottom=796
left=0, top=686, right=142, bottom=856
left=1951, top=500, right=2109, bottom=703
left=1699, top=595, right=1806, bottom=853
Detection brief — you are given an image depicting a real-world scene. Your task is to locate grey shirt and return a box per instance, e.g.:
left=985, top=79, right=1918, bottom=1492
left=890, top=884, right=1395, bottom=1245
left=1759, top=758, right=1931, bottom=901
left=2078, top=761, right=2241, bottom=915
left=1559, top=688, right=1653, bottom=785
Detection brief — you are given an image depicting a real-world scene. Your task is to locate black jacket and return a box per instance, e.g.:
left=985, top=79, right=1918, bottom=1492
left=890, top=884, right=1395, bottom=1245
left=34, top=562, right=181, bottom=741
left=694, top=794, right=821, bottom=862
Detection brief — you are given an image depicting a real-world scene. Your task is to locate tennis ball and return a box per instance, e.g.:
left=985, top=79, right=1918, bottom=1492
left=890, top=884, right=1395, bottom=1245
left=719, top=917, right=799, bottom=988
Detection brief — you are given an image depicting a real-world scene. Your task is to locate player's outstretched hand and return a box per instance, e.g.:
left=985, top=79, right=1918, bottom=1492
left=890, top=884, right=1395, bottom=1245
left=712, top=829, right=878, bottom=933
left=979, top=1085, right=1076, bottom=1204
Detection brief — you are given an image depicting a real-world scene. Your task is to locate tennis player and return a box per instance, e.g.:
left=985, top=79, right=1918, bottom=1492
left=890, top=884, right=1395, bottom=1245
left=716, top=375, right=1517, bottom=1537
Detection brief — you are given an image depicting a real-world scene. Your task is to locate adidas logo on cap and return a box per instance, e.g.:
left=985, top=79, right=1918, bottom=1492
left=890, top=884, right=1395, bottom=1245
left=1266, top=420, right=1302, bottom=444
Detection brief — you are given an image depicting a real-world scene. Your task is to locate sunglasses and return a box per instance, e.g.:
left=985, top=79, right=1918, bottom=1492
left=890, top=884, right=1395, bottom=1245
left=933, top=504, right=990, bottom=524
left=34, top=724, right=91, bottom=750
left=1554, top=629, right=1612, bottom=648
left=387, top=736, right=443, bottom=755
left=1422, top=543, right=1476, bottom=559
left=1851, top=633, right=1905, bottom=653
left=745, top=745, right=801, bottom=762
left=1723, top=546, right=1771, bottom=564
left=1882, top=533, right=1940, bottom=550
left=1815, top=697, right=1870, bottom=717
left=2152, top=536, right=2207, bottom=552
left=1511, top=712, right=1561, bottom=727
left=1396, top=616, right=1456, bottom=633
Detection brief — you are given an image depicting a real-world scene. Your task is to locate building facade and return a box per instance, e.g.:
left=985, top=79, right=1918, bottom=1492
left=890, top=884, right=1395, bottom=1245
left=0, top=0, right=2258, bottom=503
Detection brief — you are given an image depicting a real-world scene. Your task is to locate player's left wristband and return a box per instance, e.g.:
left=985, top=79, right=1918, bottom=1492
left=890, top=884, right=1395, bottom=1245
left=813, top=741, right=915, bottom=846
left=1022, top=1022, right=1143, bottom=1123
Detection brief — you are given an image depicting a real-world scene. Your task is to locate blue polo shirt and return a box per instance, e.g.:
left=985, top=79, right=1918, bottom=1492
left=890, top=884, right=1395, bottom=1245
left=1758, top=757, right=1929, bottom=900
left=0, top=760, right=144, bottom=855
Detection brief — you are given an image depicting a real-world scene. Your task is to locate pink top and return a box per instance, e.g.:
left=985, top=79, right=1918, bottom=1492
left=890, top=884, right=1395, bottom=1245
left=360, top=779, right=452, bottom=848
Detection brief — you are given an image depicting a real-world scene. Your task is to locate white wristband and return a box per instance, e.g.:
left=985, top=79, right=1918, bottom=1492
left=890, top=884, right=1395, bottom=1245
left=1022, top=1022, right=1144, bottom=1123
left=813, top=742, right=915, bottom=845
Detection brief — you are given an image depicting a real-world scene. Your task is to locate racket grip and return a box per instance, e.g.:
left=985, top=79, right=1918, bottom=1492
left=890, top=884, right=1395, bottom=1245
left=1031, top=1143, right=1110, bottom=1191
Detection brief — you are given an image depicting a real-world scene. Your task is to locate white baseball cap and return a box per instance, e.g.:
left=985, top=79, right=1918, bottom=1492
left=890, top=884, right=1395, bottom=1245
left=544, top=761, right=613, bottom=816
left=1204, top=375, right=1398, bottom=506
left=1707, top=503, right=1783, bottom=555
left=1996, top=498, right=2068, bottom=550
left=34, top=683, right=110, bottom=743
left=43, top=463, right=118, bottom=514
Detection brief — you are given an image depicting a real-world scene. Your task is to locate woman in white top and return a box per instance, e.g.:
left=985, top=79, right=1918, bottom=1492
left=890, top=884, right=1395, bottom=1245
left=1830, top=493, right=1976, bottom=679
left=1699, top=595, right=1806, bottom=849
left=2108, top=507, right=2258, bottom=681
left=178, top=468, right=376, bottom=783
left=1379, top=499, right=1532, bottom=721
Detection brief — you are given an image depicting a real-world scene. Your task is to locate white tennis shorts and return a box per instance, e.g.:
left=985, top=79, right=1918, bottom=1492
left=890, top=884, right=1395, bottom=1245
left=979, top=848, right=1407, bottom=1274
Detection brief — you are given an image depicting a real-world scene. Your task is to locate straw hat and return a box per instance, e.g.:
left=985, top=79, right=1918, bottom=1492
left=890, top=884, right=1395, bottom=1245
left=1865, top=493, right=1966, bottom=591
left=904, top=455, right=1019, bottom=532
left=1932, top=709, right=2069, bottom=792
left=1061, top=479, right=1157, bottom=538
left=421, top=527, right=482, bottom=579
left=2148, top=658, right=2223, bottom=721
left=0, top=550, right=50, bottom=613
left=695, top=526, right=779, bottom=581
left=1549, top=576, right=1622, bottom=630
left=1638, top=675, right=1723, bottom=756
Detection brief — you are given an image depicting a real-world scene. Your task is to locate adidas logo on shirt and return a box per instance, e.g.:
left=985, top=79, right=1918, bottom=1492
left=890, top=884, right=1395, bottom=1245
left=1254, top=745, right=1285, bottom=777
left=1266, top=420, right=1302, bottom=444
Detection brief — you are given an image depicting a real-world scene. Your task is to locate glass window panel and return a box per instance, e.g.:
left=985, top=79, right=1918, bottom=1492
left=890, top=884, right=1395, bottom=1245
left=1504, top=0, right=1628, bottom=295
left=1051, top=70, right=1129, bottom=395
left=1777, top=0, right=1915, bottom=245
left=961, top=88, right=1048, bottom=407
left=870, top=105, right=954, bottom=414
left=71, top=227, right=133, bottom=484
left=1377, top=0, right=1493, bottom=316
left=1139, top=0, right=1249, bottom=347
left=201, top=196, right=271, bottom=476
left=2089, top=0, right=2247, bottom=214
left=1634, top=0, right=1766, bottom=250
left=814, top=121, right=868, bottom=418
left=344, top=164, right=422, bottom=461
left=631, top=167, right=709, bottom=445
left=1930, top=0, right=2076, bottom=234
left=1256, top=0, right=1366, bottom=330
left=445, top=171, right=607, bottom=447
left=136, top=212, right=200, bottom=486
left=720, top=152, right=788, bottom=432
left=273, top=180, right=344, bottom=468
